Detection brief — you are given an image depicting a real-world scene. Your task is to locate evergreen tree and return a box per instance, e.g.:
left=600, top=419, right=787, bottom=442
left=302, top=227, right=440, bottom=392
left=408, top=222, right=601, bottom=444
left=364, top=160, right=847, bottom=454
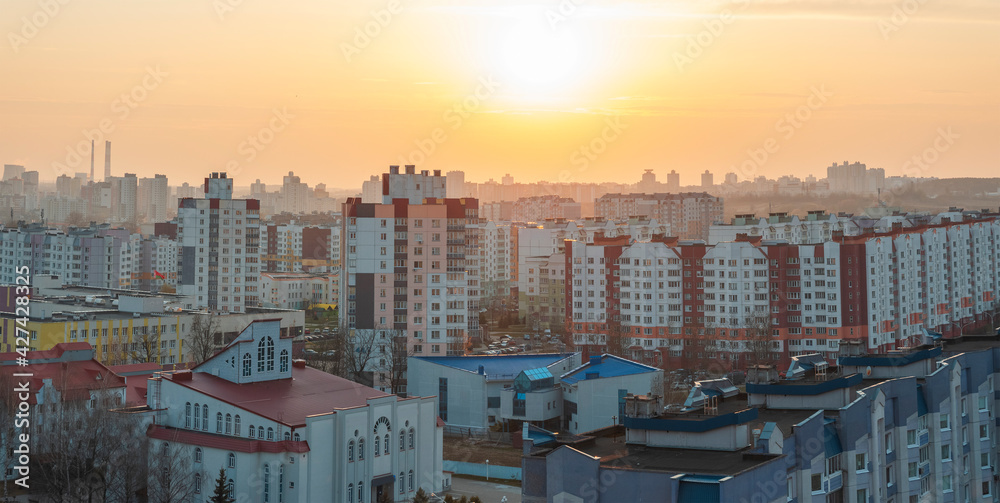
left=208, top=468, right=234, bottom=503
left=413, top=488, right=431, bottom=503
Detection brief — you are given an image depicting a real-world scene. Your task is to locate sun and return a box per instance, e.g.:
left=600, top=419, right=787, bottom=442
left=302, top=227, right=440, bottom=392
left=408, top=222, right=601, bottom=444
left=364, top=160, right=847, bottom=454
left=496, top=20, right=585, bottom=92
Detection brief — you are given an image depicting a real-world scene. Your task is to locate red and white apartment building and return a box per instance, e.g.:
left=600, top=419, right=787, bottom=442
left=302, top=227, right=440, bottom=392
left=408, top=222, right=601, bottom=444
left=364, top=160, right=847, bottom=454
left=567, top=211, right=1000, bottom=371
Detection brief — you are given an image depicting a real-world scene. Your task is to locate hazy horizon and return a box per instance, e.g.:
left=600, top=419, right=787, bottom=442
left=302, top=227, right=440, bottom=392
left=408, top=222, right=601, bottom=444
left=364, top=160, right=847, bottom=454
left=3, top=0, right=998, bottom=187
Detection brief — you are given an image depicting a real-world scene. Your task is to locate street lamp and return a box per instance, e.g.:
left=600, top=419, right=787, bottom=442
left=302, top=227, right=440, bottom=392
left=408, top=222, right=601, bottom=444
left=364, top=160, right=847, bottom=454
left=485, top=459, right=490, bottom=481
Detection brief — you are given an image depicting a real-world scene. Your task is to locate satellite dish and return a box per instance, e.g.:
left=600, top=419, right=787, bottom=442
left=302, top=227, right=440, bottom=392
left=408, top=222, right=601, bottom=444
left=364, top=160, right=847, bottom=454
left=865, top=366, right=873, bottom=377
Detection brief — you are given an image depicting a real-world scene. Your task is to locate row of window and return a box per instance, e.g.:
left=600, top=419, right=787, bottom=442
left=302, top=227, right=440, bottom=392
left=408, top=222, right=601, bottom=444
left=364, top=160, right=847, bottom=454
left=347, top=428, right=417, bottom=462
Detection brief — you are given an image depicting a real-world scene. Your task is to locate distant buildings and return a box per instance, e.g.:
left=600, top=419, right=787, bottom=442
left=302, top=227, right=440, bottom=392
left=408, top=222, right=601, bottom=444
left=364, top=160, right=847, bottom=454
left=146, top=319, right=446, bottom=501
left=594, top=192, right=723, bottom=241
left=260, top=271, right=338, bottom=310
left=176, top=172, right=261, bottom=313
left=480, top=195, right=582, bottom=223
left=138, top=174, right=169, bottom=223
left=827, top=160, right=885, bottom=194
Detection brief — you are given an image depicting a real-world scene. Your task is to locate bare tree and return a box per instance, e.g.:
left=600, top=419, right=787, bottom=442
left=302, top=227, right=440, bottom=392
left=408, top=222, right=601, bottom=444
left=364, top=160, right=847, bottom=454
left=147, top=436, right=199, bottom=503
left=383, top=329, right=413, bottom=396
left=743, top=308, right=777, bottom=368
left=605, top=320, right=637, bottom=359
left=129, top=326, right=162, bottom=364
left=188, top=314, right=221, bottom=365
left=343, top=328, right=380, bottom=387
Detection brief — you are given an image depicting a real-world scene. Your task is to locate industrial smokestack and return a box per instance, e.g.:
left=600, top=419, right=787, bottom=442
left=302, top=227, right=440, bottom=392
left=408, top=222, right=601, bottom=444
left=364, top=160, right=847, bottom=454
left=104, top=141, right=111, bottom=180
left=90, top=140, right=95, bottom=181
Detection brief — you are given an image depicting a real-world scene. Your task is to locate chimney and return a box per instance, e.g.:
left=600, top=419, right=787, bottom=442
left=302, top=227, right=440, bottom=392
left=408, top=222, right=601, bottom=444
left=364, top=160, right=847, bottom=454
left=104, top=141, right=112, bottom=180
left=389, top=165, right=399, bottom=174
left=405, top=165, right=415, bottom=174
left=90, top=140, right=95, bottom=181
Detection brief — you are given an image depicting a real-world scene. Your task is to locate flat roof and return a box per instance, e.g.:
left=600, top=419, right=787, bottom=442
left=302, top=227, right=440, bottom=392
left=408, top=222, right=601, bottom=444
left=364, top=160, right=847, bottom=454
left=414, top=353, right=576, bottom=379
left=565, top=434, right=782, bottom=476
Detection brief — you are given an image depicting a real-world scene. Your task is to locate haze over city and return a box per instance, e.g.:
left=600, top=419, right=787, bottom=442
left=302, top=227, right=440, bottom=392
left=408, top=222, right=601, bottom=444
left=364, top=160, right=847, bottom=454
left=3, top=0, right=998, bottom=188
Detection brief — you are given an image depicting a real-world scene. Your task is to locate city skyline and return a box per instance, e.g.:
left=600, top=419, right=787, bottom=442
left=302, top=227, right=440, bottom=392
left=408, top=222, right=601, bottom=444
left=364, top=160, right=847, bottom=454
left=3, top=0, right=998, bottom=188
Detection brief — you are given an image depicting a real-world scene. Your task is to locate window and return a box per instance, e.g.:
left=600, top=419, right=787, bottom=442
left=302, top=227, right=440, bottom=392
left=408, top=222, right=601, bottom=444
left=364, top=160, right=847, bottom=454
left=234, top=415, right=241, bottom=435
left=194, top=473, right=202, bottom=494
left=185, top=402, right=191, bottom=428
left=358, top=481, right=363, bottom=502
left=258, top=426, right=264, bottom=439
left=250, top=425, right=256, bottom=439
left=811, top=473, right=821, bottom=492
left=908, top=461, right=918, bottom=478
left=856, top=489, right=867, bottom=502
left=942, top=443, right=952, bottom=460
left=225, top=414, right=232, bottom=435
left=942, top=474, right=952, bottom=492
left=980, top=424, right=989, bottom=439
left=408, top=470, right=414, bottom=491
left=348, top=484, right=354, bottom=503
left=264, top=464, right=270, bottom=502
left=228, top=452, right=236, bottom=468
left=399, top=473, right=405, bottom=494
left=193, top=404, right=201, bottom=430
left=374, top=436, right=379, bottom=457
left=979, top=396, right=988, bottom=411
left=982, top=452, right=990, bottom=468
left=941, top=414, right=950, bottom=430
left=885, top=464, right=894, bottom=485
left=409, top=428, right=415, bottom=449
left=384, top=434, right=389, bottom=455
left=348, top=441, right=355, bottom=462
left=258, top=336, right=275, bottom=372
left=279, top=465, right=284, bottom=503
left=242, top=353, right=252, bottom=377
left=400, top=431, right=406, bottom=451
left=983, top=481, right=991, bottom=497
left=227, top=479, right=235, bottom=499
left=267, top=427, right=274, bottom=441
left=280, top=349, right=289, bottom=372
left=217, top=413, right=223, bottom=433
left=855, top=453, right=868, bottom=471
left=359, top=438, right=365, bottom=460
left=907, top=429, right=916, bottom=446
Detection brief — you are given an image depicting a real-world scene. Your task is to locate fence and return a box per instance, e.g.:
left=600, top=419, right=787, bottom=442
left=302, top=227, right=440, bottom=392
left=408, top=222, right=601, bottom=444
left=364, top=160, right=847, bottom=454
left=443, top=460, right=522, bottom=481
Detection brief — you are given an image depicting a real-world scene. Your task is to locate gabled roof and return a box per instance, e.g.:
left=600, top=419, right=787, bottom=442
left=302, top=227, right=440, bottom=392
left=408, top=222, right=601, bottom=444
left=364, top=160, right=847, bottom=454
left=413, top=353, right=576, bottom=380
left=159, top=365, right=389, bottom=428
left=561, top=354, right=659, bottom=385
left=0, top=343, right=125, bottom=403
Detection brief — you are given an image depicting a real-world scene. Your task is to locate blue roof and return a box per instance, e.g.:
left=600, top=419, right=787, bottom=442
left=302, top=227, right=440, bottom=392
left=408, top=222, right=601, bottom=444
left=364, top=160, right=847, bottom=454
left=561, top=354, right=659, bottom=385
left=414, top=353, right=576, bottom=379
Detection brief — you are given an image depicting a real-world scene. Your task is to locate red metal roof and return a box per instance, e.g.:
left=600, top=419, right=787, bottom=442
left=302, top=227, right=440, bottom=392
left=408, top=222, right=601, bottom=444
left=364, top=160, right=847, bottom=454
left=147, top=424, right=310, bottom=453
left=0, top=346, right=126, bottom=403
left=162, top=366, right=390, bottom=427
left=0, top=342, right=92, bottom=362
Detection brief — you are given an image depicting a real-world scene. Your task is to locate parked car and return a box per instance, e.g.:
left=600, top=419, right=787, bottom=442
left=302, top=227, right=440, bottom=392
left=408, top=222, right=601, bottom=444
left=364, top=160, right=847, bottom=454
left=524, top=334, right=531, bottom=340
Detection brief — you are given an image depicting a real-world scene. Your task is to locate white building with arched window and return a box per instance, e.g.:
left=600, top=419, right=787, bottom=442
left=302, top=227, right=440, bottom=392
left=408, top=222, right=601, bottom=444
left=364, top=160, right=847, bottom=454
left=146, top=319, right=445, bottom=502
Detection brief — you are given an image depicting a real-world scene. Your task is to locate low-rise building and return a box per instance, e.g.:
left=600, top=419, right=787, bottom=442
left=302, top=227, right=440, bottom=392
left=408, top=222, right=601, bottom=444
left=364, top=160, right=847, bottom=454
left=146, top=319, right=446, bottom=502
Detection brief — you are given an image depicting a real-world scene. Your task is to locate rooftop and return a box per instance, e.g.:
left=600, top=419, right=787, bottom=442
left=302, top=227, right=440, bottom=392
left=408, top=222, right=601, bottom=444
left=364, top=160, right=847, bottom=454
left=561, top=354, right=660, bottom=385
left=414, top=353, right=576, bottom=380
left=159, top=365, right=390, bottom=428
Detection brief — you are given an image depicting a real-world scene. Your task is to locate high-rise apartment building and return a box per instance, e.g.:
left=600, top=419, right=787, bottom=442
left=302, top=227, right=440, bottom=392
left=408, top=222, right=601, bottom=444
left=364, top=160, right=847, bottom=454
left=138, top=174, right=169, bottom=223
left=281, top=171, right=310, bottom=214
left=445, top=170, right=465, bottom=198
left=176, top=172, right=260, bottom=313
left=341, top=166, right=480, bottom=377
left=108, top=173, right=138, bottom=224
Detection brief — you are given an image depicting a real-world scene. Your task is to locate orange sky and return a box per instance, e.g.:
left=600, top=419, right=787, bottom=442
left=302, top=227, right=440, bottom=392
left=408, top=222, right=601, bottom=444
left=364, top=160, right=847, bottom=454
left=2, top=0, right=998, bottom=189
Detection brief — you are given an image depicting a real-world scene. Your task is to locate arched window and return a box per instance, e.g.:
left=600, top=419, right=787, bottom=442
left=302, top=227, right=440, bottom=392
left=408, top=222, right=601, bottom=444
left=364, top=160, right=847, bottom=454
left=234, top=415, right=241, bottom=436
left=193, top=404, right=200, bottom=430
left=202, top=405, right=209, bottom=431
left=194, top=447, right=202, bottom=463
left=225, top=414, right=232, bottom=434
left=399, top=473, right=405, bottom=493
left=228, top=452, right=236, bottom=468
left=242, top=353, right=252, bottom=376
left=258, top=426, right=264, bottom=439
left=409, top=428, right=415, bottom=449
left=279, top=349, right=289, bottom=372
left=258, top=336, right=275, bottom=372
left=249, top=425, right=256, bottom=438
left=161, top=442, right=169, bottom=456
left=227, top=479, right=235, bottom=499
left=263, top=464, right=270, bottom=502
left=359, top=438, right=365, bottom=460
left=358, top=481, right=363, bottom=502
left=194, top=473, right=202, bottom=494
left=185, top=402, right=191, bottom=428
left=373, top=435, right=379, bottom=456
left=399, top=431, right=405, bottom=451
left=348, top=440, right=355, bottom=462
left=284, top=431, right=290, bottom=441
left=408, top=470, right=414, bottom=491
left=267, top=427, right=274, bottom=441
left=279, top=464, right=284, bottom=503
left=347, top=484, right=354, bottom=503
left=293, top=432, right=300, bottom=441
left=216, top=412, right=223, bottom=433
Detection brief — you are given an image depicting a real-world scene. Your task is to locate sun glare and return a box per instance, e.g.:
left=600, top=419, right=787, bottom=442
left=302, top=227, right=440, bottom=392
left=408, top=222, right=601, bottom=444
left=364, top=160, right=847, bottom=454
left=497, top=20, right=585, bottom=93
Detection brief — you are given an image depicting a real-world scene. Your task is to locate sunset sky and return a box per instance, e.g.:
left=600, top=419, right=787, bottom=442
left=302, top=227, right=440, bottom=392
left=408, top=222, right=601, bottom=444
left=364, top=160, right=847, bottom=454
left=2, top=0, right=998, bottom=189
